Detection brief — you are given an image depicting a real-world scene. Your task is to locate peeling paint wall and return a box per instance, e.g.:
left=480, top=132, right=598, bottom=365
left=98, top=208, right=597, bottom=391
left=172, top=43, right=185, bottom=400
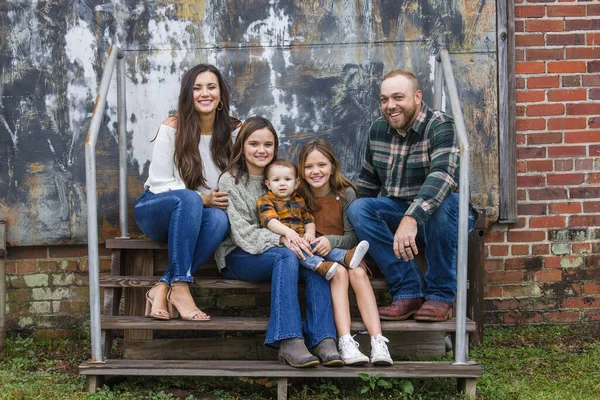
left=0, top=0, right=497, bottom=246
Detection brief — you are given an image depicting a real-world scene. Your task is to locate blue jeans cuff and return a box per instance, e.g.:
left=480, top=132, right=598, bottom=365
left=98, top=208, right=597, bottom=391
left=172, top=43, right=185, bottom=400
left=171, top=276, right=194, bottom=284
left=265, top=333, right=304, bottom=349
left=392, top=294, right=425, bottom=301
left=425, top=295, right=455, bottom=303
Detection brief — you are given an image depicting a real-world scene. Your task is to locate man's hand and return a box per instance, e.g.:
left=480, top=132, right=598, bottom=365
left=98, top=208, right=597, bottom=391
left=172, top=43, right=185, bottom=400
left=393, top=215, right=418, bottom=260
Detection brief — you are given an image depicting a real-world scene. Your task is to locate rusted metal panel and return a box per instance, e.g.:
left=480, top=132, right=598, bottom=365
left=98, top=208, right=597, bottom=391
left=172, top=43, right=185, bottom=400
left=0, top=1, right=497, bottom=246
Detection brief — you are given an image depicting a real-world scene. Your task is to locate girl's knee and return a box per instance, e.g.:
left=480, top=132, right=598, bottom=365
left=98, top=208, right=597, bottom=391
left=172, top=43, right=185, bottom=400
left=348, top=267, right=367, bottom=281
left=331, top=267, right=348, bottom=285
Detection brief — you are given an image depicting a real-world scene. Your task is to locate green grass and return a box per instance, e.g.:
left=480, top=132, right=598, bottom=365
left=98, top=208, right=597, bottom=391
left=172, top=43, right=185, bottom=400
left=1, top=325, right=599, bottom=399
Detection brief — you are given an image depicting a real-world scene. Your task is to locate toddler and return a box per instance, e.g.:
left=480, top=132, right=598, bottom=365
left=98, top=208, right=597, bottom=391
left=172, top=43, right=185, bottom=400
left=257, top=159, right=369, bottom=281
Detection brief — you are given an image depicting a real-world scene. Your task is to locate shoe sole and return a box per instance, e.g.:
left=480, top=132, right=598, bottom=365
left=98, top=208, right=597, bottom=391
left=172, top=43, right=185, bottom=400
left=371, top=358, right=393, bottom=366
left=278, top=356, right=320, bottom=368
left=414, top=309, right=452, bottom=322
left=321, top=359, right=344, bottom=367
left=349, top=241, right=369, bottom=269
left=325, top=263, right=338, bottom=280
left=379, top=309, right=419, bottom=321
left=342, top=358, right=370, bottom=366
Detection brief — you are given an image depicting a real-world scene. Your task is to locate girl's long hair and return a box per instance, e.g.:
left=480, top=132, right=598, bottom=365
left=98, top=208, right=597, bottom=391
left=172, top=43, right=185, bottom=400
left=297, top=139, right=358, bottom=212
left=174, top=64, right=235, bottom=190
left=222, top=116, right=279, bottom=184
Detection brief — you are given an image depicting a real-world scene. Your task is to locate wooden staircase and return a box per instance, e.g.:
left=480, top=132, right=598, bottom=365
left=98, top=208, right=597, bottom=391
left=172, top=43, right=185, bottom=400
left=80, top=235, right=484, bottom=399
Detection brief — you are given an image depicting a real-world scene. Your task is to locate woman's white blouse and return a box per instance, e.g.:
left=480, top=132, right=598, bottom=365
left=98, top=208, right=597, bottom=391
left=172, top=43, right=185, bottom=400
left=144, top=124, right=237, bottom=196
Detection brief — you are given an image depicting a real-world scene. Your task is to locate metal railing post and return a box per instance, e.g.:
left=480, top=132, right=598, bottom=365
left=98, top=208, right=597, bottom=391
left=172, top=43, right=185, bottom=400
left=433, top=53, right=444, bottom=110
left=85, top=45, right=124, bottom=363
left=439, top=48, right=471, bottom=365
left=0, top=220, right=6, bottom=354
left=117, top=53, right=129, bottom=239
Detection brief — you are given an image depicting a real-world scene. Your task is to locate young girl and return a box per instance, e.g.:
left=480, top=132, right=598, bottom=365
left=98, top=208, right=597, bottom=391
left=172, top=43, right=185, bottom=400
left=297, top=139, right=393, bottom=366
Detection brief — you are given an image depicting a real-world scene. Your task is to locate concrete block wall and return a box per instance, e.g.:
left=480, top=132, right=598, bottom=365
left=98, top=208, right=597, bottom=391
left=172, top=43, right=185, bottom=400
left=484, top=1, right=600, bottom=325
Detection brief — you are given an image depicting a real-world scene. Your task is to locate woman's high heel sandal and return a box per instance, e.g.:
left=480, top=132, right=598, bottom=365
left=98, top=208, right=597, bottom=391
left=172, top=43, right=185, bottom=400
left=144, top=282, right=172, bottom=320
left=167, top=283, right=210, bottom=321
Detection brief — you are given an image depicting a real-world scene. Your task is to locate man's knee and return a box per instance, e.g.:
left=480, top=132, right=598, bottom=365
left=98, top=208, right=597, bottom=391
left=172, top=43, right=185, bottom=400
left=347, top=197, right=375, bottom=222
left=429, top=193, right=460, bottom=226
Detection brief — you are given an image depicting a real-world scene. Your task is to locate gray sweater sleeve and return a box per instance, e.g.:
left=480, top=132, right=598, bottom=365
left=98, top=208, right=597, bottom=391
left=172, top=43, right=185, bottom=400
left=220, top=173, right=281, bottom=254
left=323, top=189, right=359, bottom=250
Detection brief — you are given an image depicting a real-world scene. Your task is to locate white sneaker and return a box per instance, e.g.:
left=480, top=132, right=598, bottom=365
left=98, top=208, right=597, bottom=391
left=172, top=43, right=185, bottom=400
left=370, top=334, right=393, bottom=366
left=338, top=335, right=369, bottom=365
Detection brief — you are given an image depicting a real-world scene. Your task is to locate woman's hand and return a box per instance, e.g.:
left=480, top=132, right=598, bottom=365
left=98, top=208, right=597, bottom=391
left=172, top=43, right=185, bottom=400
left=284, top=229, right=302, bottom=246
left=203, top=187, right=229, bottom=209
left=281, top=236, right=313, bottom=260
left=311, top=236, right=332, bottom=256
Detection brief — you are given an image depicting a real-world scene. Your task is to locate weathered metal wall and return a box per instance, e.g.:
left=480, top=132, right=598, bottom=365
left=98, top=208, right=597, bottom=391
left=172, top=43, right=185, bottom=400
left=0, top=0, right=497, bottom=246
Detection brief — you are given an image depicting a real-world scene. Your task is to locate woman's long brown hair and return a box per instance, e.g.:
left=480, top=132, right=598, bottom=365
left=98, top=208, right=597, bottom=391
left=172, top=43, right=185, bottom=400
left=174, top=64, right=235, bottom=190
left=222, top=116, right=279, bottom=184
left=297, top=139, right=358, bottom=212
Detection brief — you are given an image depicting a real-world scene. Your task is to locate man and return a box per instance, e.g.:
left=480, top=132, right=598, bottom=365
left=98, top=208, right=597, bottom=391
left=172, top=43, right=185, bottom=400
left=347, top=69, right=477, bottom=322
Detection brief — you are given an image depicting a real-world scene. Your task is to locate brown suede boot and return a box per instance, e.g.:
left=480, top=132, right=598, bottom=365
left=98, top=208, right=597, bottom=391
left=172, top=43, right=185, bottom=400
left=316, top=261, right=338, bottom=280
left=343, top=240, right=370, bottom=269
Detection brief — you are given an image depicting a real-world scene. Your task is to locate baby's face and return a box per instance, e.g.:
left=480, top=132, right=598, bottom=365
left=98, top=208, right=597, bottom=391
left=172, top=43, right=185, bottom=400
left=265, top=165, right=299, bottom=200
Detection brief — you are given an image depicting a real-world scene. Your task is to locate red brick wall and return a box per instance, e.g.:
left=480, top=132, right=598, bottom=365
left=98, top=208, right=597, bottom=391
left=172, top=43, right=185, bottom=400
left=484, top=1, right=600, bottom=325
left=5, top=245, right=111, bottom=332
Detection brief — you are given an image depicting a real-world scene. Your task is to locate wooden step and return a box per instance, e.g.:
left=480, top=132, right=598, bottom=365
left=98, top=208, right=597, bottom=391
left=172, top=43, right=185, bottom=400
left=100, top=275, right=389, bottom=290
left=102, top=316, right=475, bottom=332
left=106, top=238, right=165, bottom=249
left=79, top=359, right=482, bottom=378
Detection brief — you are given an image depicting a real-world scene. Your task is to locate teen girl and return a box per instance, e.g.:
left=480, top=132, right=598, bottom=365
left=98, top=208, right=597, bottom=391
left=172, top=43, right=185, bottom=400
left=297, top=139, right=393, bottom=366
left=215, top=118, right=342, bottom=368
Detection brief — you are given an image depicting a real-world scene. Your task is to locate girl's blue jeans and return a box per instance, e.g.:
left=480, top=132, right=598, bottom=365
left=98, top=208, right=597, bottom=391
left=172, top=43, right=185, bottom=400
left=134, top=189, right=229, bottom=284
left=222, top=246, right=337, bottom=348
left=347, top=193, right=475, bottom=303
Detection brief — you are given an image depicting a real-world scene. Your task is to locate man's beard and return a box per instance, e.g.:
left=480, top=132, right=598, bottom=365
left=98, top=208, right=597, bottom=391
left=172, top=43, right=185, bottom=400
left=384, top=103, right=417, bottom=132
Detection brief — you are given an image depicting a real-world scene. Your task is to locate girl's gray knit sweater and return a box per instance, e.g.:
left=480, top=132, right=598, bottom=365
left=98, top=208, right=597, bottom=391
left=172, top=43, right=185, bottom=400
left=214, top=172, right=282, bottom=271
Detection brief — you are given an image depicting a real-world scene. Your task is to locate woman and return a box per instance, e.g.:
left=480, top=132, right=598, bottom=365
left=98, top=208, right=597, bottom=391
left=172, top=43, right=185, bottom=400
left=134, top=64, right=237, bottom=321
left=215, top=117, right=342, bottom=368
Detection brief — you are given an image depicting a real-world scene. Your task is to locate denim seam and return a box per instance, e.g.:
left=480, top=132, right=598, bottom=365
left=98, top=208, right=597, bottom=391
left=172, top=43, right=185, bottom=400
left=392, top=294, right=425, bottom=301
left=265, top=333, right=303, bottom=347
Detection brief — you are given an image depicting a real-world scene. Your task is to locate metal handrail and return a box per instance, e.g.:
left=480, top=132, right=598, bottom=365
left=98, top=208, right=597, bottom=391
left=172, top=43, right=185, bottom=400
left=434, top=49, right=471, bottom=365
left=84, top=44, right=468, bottom=366
left=85, top=45, right=127, bottom=363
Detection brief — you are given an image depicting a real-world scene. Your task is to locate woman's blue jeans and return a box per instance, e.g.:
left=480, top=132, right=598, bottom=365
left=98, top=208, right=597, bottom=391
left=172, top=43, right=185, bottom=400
left=222, top=247, right=336, bottom=349
left=347, top=193, right=475, bottom=303
left=134, top=189, right=229, bottom=284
